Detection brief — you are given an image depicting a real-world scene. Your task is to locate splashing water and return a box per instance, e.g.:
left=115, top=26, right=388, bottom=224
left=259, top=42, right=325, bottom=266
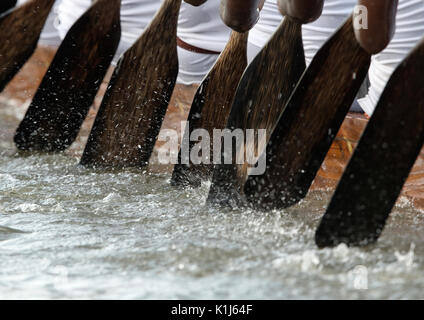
left=1, top=102, right=424, bottom=299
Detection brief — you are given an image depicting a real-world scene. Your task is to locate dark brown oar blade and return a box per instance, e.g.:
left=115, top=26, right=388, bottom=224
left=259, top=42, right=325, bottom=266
left=0, top=0, right=17, bottom=14
left=206, top=18, right=306, bottom=207
left=80, top=0, right=181, bottom=168
left=0, top=0, right=54, bottom=93
left=244, top=16, right=371, bottom=210
left=171, top=31, right=248, bottom=187
left=14, top=0, right=121, bottom=152
left=315, top=37, right=424, bottom=248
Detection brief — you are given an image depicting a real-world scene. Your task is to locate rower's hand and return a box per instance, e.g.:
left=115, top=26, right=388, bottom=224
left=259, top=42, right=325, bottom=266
left=278, top=0, right=324, bottom=23
left=354, top=0, right=398, bottom=54
left=219, top=0, right=265, bottom=33
left=184, top=0, right=208, bottom=6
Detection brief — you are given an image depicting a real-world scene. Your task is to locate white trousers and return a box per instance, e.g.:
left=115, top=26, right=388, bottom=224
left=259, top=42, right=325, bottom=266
left=177, top=47, right=219, bottom=85
left=54, top=0, right=224, bottom=84
left=55, top=0, right=161, bottom=65
left=248, top=0, right=424, bottom=115
left=358, top=0, right=424, bottom=115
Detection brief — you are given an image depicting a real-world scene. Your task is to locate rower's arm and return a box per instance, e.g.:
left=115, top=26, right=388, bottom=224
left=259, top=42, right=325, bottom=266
left=278, top=0, right=324, bottom=23
left=219, top=0, right=265, bottom=33
left=354, top=0, right=398, bottom=54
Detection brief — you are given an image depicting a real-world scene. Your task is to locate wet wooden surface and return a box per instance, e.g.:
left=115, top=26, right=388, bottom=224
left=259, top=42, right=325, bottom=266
left=245, top=16, right=371, bottom=211
left=80, top=0, right=181, bottom=168
left=316, top=40, right=424, bottom=247
left=207, top=18, right=306, bottom=208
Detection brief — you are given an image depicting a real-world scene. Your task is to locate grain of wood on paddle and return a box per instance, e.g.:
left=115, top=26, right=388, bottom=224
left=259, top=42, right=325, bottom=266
left=81, top=0, right=181, bottom=168
left=0, top=0, right=55, bottom=93
left=316, top=35, right=424, bottom=248
left=171, top=31, right=248, bottom=187
left=245, top=16, right=371, bottom=211
left=207, top=18, right=305, bottom=207
left=14, top=0, right=121, bottom=152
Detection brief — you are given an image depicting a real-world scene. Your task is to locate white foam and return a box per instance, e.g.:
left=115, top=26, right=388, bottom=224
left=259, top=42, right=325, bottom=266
left=15, top=203, right=42, bottom=212
left=101, top=193, right=122, bottom=203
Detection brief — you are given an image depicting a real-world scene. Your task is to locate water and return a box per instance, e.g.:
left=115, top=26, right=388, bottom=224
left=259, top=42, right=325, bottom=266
left=1, top=102, right=424, bottom=300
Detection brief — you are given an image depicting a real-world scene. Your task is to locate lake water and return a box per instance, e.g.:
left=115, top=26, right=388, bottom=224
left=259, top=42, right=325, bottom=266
left=1, top=101, right=424, bottom=300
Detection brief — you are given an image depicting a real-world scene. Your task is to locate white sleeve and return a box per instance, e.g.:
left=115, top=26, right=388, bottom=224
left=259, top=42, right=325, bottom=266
left=358, top=0, right=424, bottom=115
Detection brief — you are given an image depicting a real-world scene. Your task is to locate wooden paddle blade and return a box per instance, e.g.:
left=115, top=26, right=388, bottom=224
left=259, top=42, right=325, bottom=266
left=244, top=16, right=371, bottom=211
left=206, top=18, right=306, bottom=207
left=315, top=37, right=424, bottom=248
left=170, top=31, right=248, bottom=187
left=14, top=0, right=121, bottom=152
left=0, top=0, right=54, bottom=93
left=80, top=0, right=181, bottom=168
left=0, top=0, right=17, bottom=14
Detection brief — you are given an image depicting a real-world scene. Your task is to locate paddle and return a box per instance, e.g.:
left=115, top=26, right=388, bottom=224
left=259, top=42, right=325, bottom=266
left=171, top=1, right=275, bottom=187
left=0, top=0, right=55, bottom=94
left=206, top=0, right=323, bottom=207
left=243, top=1, right=398, bottom=211
left=170, top=31, right=249, bottom=187
left=315, top=4, right=424, bottom=249
left=14, top=0, right=121, bottom=152
left=0, top=0, right=17, bottom=14
left=80, top=0, right=182, bottom=168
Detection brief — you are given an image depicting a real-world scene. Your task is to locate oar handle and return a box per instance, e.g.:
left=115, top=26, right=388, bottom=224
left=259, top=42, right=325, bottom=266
left=278, top=0, right=324, bottom=24
left=184, top=0, right=207, bottom=5
left=354, top=0, right=398, bottom=54
left=219, top=0, right=265, bottom=33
